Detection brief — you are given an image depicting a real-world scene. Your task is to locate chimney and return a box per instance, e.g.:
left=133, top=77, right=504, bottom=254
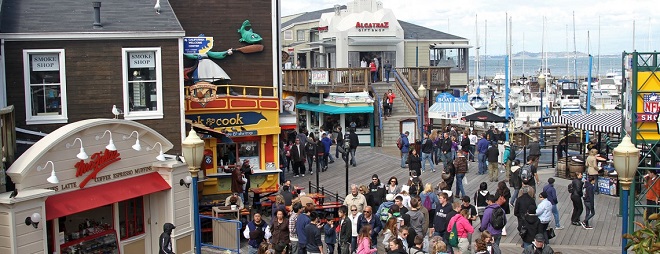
left=93, top=2, right=102, bottom=28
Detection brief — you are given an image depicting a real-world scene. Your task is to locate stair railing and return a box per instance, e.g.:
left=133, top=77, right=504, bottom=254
left=393, top=69, right=422, bottom=139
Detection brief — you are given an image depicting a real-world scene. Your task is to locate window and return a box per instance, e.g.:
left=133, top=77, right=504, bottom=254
left=118, top=197, right=145, bottom=240
left=284, top=30, right=293, bottom=41
left=23, top=49, right=68, bottom=124
left=296, top=30, right=306, bottom=41
left=122, top=48, right=163, bottom=120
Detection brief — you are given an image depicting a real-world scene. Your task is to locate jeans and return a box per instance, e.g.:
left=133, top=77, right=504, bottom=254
left=455, top=173, right=466, bottom=197
left=441, top=152, right=452, bottom=169
left=307, top=156, right=315, bottom=174
left=552, top=204, right=562, bottom=227
left=539, top=222, right=549, bottom=244
left=522, top=242, right=532, bottom=249
left=322, top=153, right=329, bottom=169
left=571, top=195, right=583, bottom=223
left=371, top=71, right=377, bottom=83
left=298, top=243, right=307, bottom=254
left=291, top=240, right=299, bottom=254
left=328, top=152, right=335, bottom=162
left=385, top=70, right=390, bottom=82
left=434, top=146, right=441, bottom=164
left=469, top=145, right=475, bottom=161
left=478, top=153, right=487, bottom=174
left=511, top=188, right=520, bottom=205
left=422, top=152, right=434, bottom=172
left=349, top=147, right=357, bottom=166
left=293, top=161, right=305, bottom=176
left=336, top=144, right=341, bottom=158
left=326, top=243, right=334, bottom=254
left=493, top=234, right=502, bottom=248
left=401, top=152, right=409, bottom=168
left=584, top=201, right=595, bottom=226
left=351, top=236, right=357, bottom=253
left=248, top=246, right=258, bottom=254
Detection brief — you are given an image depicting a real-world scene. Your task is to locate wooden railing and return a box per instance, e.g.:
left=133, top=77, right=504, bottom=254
left=394, top=67, right=451, bottom=90
left=392, top=70, right=420, bottom=116
left=282, top=68, right=371, bottom=93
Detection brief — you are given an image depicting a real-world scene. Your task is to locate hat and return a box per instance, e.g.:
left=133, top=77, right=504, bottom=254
left=540, top=191, right=548, bottom=199
left=534, top=233, right=545, bottom=242
left=386, top=194, right=395, bottom=201
left=504, top=142, right=510, bottom=147
left=372, top=174, right=379, bottom=179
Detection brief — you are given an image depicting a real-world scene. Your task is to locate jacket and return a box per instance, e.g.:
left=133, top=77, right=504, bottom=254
left=584, top=181, right=595, bottom=203
left=344, top=193, right=368, bottom=213
left=290, top=144, right=305, bottom=163
left=305, top=140, right=317, bottom=158
left=461, top=136, right=470, bottom=152
left=407, top=208, right=425, bottom=236
left=509, top=166, right=522, bottom=189
left=231, top=168, right=245, bottom=194
left=369, top=62, right=377, bottom=72
left=337, top=217, right=352, bottom=244
left=536, top=199, right=553, bottom=223
left=480, top=203, right=504, bottom=236
left=321, top=137, right=333, bottom=153
left=441, top=137, right=452, bottom=153
left=368, top=182, right=386, bottom=207
left=400, top=134, right=411, bottom=153
left=586, top=154, right=599, bottom=175
left=528, top=142, right=541, bottom=156
left=418, top=191, right=440, bottom=210
left=433, top=202, right=453, bottom=233
left=519, top=214, right=543, bottom=244
left=454, top=155, right=468, bottom=174
left=542, top=184, right=559, bottom=205
left=270, top=219, right=290, bottom=245
left=447, top=213, right=474, bottom=238
left=356, top=237, right=377, bottom=254
left=486, top=146, right=499, bottom=163
left=159, top=223, right=176, bottom=254
left=349, top=131, right=359, bottom=149
left=571, top=178, right=584, bottom=197
left=323, top=223, right=337, bottom=244
left=421, top=138, right=434, bottom=154
left=514, top=193, right=536, bottom=219
left=295, top=213, right=311, bottom=244
left=502, top=147, right=512, bottom=164
left=408, top=155, right=422, bottom=175
left=304, top=223, right=323, bottom=252
left=522, top=243, right=555, bottom=254
left=357, top=214, right=382, bottom=244
left=477, top=138, right=490, bottom=154
left=316, top=140, right=325, bottom=156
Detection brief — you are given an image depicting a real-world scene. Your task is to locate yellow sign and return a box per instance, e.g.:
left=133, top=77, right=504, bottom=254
left=636, top=72, right=660, bottom=141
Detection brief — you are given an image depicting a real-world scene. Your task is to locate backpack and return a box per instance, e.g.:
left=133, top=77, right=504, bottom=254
left=397, top=137, right=403, bottom=149
left=519, top=164, right=533, bottom=184
left=568, top=182, right=574, bottom=194
left=378, top=203, right=394, bottom=222
left=448, top=218, right=459, bottom=247
left=508, top=146, right=516, bottom=161
left=409, top=177, right=422, bottom=196
left=490, top=207, right=506, bottom=230
left=423, top=195, right=433, bottom=211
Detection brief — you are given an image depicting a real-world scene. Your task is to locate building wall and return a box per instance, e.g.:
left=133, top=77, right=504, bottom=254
left=404, top=41, right=430, bottom=67
left=12, top=201, right=44, bottom=254
left=282, top=21, right=321, bottom=68
left=0, top=211, right=12, bottom=253
left=170, top=0, right=274, bottom=87
left=3, top=39, right=182, bottom=153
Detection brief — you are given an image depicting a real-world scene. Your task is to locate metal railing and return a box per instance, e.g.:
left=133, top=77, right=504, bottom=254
left=282, top=68, right=370, bottom=93
left=393, top=70, right=422, bottom=138
left=308, top=181, right=345, bottom=204
left=186, top=84, right=278, bottom=98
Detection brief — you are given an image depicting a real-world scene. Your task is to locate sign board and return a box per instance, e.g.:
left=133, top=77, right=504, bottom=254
left=355, top=22, right=389, bottom=32
left=186, top=112, right=268, bottom=128
left=597, top=176, right=618, bottom=196
left=636, top=72, right=660, bottom=140
left=311, top=70, right=329, bottom=85
left=435, top=93, right=468, bottom=103
left=183, top=37, right=214, bottom=54
left=31, top=54, right=60, bottom=71
left=129, top=52, right=156, bottom=68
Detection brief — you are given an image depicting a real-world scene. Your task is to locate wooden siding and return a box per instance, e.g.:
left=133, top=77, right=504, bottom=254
left=170, top=0, right=274, bottom=87
left=173, top=167, right=191, bottom=230
left=3, top=39, right=182, bottom=153
left=0, top=211, right=12, bottom=253
left=14, top=208, right=43, bottom=254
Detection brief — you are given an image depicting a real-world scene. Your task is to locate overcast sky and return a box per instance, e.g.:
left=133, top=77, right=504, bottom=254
left=281, top=0, right=658, bottom=56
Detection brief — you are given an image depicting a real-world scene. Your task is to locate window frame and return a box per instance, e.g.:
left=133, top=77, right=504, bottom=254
left=121, top=47, right=164, bottom=120
left=283, top=30, right=293, bottom=41
left=296, top=30, right=306, bottom=41
left=118, top=197, right=145, bottom=240
left=23, top=49, right=68, bottom=125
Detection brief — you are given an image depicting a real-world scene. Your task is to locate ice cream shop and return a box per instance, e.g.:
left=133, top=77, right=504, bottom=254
left=0, top=119, right=193, bottom=254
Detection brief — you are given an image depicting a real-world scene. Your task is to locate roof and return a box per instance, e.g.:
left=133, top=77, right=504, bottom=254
left=0, top=0, right=183, bottom=34
left=282, top=6, right=346, bottom=28
left=399, top=20, right=466, bottom=40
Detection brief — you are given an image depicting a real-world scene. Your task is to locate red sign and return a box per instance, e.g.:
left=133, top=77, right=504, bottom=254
left=355, top=22, right=389, bottom=28
left=317, top=26, right=328, bottom=32
left=640, top=93, right=660, bottom=122
left=75, top=149, right=121, bottom=188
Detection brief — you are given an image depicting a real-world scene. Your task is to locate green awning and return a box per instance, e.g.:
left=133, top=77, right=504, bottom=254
left=296, top=103, right=373, bottom=114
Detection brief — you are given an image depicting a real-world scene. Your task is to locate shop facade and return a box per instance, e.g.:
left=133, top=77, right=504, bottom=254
left=1, top=119, right=193, bottom=254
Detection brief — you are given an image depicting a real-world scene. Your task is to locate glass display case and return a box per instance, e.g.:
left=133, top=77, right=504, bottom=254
left=60, top=230, right=119, bottom=254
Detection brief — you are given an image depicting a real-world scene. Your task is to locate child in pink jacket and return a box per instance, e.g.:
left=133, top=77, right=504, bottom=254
left=356, top=225, right=377, bottom=254
left=447, top=203, right=475, bottom=253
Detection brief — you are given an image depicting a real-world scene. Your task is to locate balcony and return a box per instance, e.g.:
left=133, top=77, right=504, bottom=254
left=184, top=83, right=279, bottom=111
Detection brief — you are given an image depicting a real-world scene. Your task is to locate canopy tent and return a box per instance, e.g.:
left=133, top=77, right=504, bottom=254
left=549, top=112, right=622, bottom=133
left=428, top=93, right=476, bottom=119
left=462, top=111, right=509, bottom=123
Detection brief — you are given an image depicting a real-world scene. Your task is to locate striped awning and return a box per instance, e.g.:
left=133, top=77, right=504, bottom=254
left=549, top=113, right=622, bottom=133
left=428, top=101, right=476, bottom=119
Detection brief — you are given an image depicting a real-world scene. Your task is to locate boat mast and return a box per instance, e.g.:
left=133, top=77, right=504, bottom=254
left=475, top=14, right=480, bottom=86
left=523, top=32, right=525, bottom=77
left=566, top=24, right=569, bottom=79
left=484, top=19, right=488, bottom=81
left=573, top=11, right=578, bottom=83
left=597, top=16, right=601, bottom=79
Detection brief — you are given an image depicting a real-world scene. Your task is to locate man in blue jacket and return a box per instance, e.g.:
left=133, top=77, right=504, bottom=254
left=296, top=204, right=312, bottom=254
left=400, top=132, right=410, bottom=168
left=356, top=206, right=382, bottom=248
left=476, top=133, right=490, bottom=175
left=542, top=178, right=563, bottom=230
left=321, top=132, right=333, bottom=172
left=480, top=195, right=505, bottom=249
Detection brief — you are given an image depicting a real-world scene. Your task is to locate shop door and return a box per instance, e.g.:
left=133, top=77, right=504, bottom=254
left=143, top=196, right=153, bottom=254
left=149, top=192, right=168, bottom=253
left=382, top=51, right=396, bottom=82
left=347, top=52, right=360, bottom=68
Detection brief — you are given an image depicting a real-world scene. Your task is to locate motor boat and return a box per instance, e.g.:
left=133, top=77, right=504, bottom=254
left=555, top=81, right=581, bottom=115
left=468, top=95, right=488, bottom=110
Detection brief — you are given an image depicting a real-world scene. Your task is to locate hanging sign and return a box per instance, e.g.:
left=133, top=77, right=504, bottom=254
left=129, top=51, right=156, bottom=68
left=311, top=70, right=329, bottom=85
left=31, top=54, right=60, bottom=71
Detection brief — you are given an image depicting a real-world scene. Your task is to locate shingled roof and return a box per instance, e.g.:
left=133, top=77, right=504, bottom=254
left=282, top=5, right=347, bottom=29
left=399, top=20, right=466, bottom=40
left=0, top=0, right=183, bottom=34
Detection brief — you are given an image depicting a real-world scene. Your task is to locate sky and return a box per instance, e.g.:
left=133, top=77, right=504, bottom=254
left=281, top=0, right=659, bottom=56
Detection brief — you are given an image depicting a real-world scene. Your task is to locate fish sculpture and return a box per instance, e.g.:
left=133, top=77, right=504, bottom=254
left=238, top=20, right=262, bottom=44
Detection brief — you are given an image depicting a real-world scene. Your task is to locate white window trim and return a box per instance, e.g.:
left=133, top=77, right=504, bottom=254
left=283, top=30, right=293, bottom=41
left=23, top=49, right=68, bottom=125
left=121, top=47, right=164, bottom=120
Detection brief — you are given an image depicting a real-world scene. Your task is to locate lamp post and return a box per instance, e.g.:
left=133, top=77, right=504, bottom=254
left=417, top=83, right=427, bottom=139
left=538, top=73, right=546, bottom=146
left=613, top=135, right=639, bottom=254
left=182, top=129, right=205, bottom=254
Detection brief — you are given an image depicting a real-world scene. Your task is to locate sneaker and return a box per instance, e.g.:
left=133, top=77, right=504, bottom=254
left=556, top=226, right=564, bottom=230
left=585, top=226, right=593, bottom=230
left=571, top=222, right=580, bottom=226
left=432, top=170, right=436, bottom=172
left=580, top=221, right=587, bottom=229
left=310, top=170, right=314, bottom=174
left=329, top=160, right=335, bottom=164
left=294, top=175, right=300, bottom=178
left=302, top=174, right=305, bottom=177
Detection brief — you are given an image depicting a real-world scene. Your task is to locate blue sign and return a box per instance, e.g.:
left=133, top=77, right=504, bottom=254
left=186, top=112, right=267, bottom=128
left=597, top=176, right=617, bottom=196
left=183, top=37, right=214, bottom=54
left=435, top=93, right=468, bottom=103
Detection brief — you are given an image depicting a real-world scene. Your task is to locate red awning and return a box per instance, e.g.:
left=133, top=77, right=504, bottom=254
left=45, top=172, right=171, bottom=220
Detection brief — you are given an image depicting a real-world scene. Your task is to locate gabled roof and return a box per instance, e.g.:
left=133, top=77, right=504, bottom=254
left=282, top=5, right=347, bottom=29
left=399, top=20, right=466, bottom=40
left=0, top=0, right=183, bottom=35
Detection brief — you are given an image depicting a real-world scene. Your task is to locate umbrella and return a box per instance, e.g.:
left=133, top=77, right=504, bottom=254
left=462, top=111, right=509, bottom=123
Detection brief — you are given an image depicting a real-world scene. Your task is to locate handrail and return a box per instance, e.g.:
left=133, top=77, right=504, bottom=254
left=375, top=93, right=383, bottom=131
left=308, top=181, right=345, bottom=203
left=186, top=83, right=278, bottom=98
left=393, top=70, right=421, bottom=139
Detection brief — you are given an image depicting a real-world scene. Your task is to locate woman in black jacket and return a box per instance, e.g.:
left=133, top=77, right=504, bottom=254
left=408, top=149, right=422, bottom=177
left=495, top=181, right=511, bottom=214
left=519, top=205, right=543, bottom=249
left=514, top=186, right=536, bottom=219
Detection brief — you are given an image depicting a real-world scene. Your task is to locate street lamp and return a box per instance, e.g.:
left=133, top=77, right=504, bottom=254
left=417, top=83, right=427, bottom=139
left=538, top=73, right=546, bottom=146
left=182, top=129, right=205, bottom=254
left=613, top=135, right=639, bottom=254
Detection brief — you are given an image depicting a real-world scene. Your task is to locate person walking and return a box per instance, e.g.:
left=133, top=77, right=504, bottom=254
left=644, top=169, right=660, bottom=219
left=357, top=206, right=381, bottom=248
left=522, top=234, right=555, bottom=254
left=441, top=132, right=453, bottom=170
left=321, top=132, right=333, bottom=172
left=421, top=133, right=435, bottom=173
left=344, top=184, right=368, bottom=213
left=349, top=128, right=359, bottom=167
left=348, top=205, right=362, bottom=253
left=581, top=176, right=596, bottom=230
left=468, top=130, right=478, bottom=162
left=243, top=213, right=272, bottom=254
left=383, top=60, right=393, bottom=83
left=447, top=201, right=474, bottom=254
left=304, top=135, right=317, bottom=177
left=356, top=225, right=377, bottom=254
left=543, top=178, right=563, bottom=230
left=324, top=216, right=337, bottom=254
left=477, top=133, right=490, bottom=175
left=400, top=132, right=410, bottom=168
left=509, top=160, right=523, bottom=206
left=502, top=143, right=514, bottom=181
left=270, top=210, right=290, bottom=247
left=454, top=150, right=468, bottom=198
left=536, top=191, right=552, bottom=244
left=487, top=142, right=500, bottom=182
left=369, top=60, right=377, bottom=83
left=480, top=195, right=505, bottom=248
left=474, top=182, right=490, bottom=221
left=494, top=181, right=511, bottom=236
left=289, top=138, right=306, bottom=179
left=514, top=185, right=537, bottom=228
left=519, top=205, right=543, bottom=249
left=305, top=212, right=325, bottom=254
left=527, top=138, right=541, bottom=169
left=337, top=206, right=352, bottom=254
left=368, top=175, right=386, bottom=213
left=407, top=149, right=422, bottom=178
left=335, top=126, right=344, bottom=159
left=386, top=89, right=396, bottom=117
left=569, top=171, right=584, bottom=226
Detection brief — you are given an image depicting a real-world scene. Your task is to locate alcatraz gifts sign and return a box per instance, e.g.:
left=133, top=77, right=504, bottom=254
left=129, top=51, right=156, bottom=68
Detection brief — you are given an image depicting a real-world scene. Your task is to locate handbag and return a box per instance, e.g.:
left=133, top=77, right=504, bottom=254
left=546, top=227, right=556, bottom=239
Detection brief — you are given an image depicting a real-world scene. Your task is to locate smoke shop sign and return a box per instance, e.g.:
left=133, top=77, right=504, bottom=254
left=355, top=22, right=389, bottom=32
left=31, top=54, right=60, bottom=71
left=129, top=51, right=156, bottom=68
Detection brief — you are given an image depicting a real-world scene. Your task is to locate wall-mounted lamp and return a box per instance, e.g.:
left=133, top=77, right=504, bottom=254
left=25, top=213, right=41, bottom=228
left=180, top=176, right=193, bottom=188
left=96, top=130, right=117, bottom=151
left=147, top=142, right=166, bottom=161
left=65, top=138, right=89, bottom=160
left=122, top=131, right=142, bottom=151
left=240, top=126, right=247, bottom=131
left=37, top=161, right=59, bottom=184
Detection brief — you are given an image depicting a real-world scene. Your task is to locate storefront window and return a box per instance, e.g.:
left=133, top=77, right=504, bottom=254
left=122, top=47, right=163, bottom=120
left=118, top=197, right=145, bottom=239
left=217, top=143, right=237, bottom=166
left=58, top=204, right=115, bottom=254
left=296, top=30, right=306, bottom=41
left=23, top=49, right=68, bottom=124
left=239, top=141, right=260, bottom=169
left=345, top=113, right=369, bottom=129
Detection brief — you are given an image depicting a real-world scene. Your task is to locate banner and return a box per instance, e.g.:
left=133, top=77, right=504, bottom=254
left=311, top=70, right=329, bottom=85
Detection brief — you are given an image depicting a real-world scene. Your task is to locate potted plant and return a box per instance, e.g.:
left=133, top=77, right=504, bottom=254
left=623, top=213, right=660, bottom=253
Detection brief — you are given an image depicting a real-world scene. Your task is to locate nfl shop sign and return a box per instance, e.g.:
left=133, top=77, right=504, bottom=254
left=638, top=93, right=660, bottom=122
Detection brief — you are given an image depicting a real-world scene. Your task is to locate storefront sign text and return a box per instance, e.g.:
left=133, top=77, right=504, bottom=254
left=224, top=130, right=258, bottom=137
left=46, top=166, right=153, bottom=192
left=355, top=22, right=389, bottom=32
left=75, top=149, right=121, bottom=189
left=186, top=112, right=267, bottom=128
left=31, top=54, right=60, bottom=71
left=311, top=70, right=329, bottom=85
left=129, top=51, right=156, bottom=68
left=637, top=93, right=660, bottom=122
left=183, top=37, right=214, bottom=54
left=317, top=26, right=328, bottom=33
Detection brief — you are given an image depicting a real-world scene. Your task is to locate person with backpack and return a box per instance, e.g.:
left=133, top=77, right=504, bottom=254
left=520, top=157, right=540, bottom=195
left=494, top=181, right=511, bottom=237
left=502, top=143, right=515, bottom=182
left=514, top=186, right=537, bottom=229
left=474, top=182, right=490, bottom=221
left=535, top=191, right=553, bottom=244
left=486, top=142, right=500, bottom=182
left=542, top=178, right=563, bottom=230
left=527, top=138, right=541, bottom=169
left=569, top=172, right=584, bottom=226
left=509, top=160, right=523, bottom=206
left=447, top=201, right=474, bottom=254
left=454, top=150, right=468, bottom=198
left=399, top=132, right=410, bottom=168
left=519, top=205, right=543, bottom=249
left=480, top=194, right=505, bottom=248
left=419, top=183, right=440, bottom=228
left=407, top=171, right=423, bottom=197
